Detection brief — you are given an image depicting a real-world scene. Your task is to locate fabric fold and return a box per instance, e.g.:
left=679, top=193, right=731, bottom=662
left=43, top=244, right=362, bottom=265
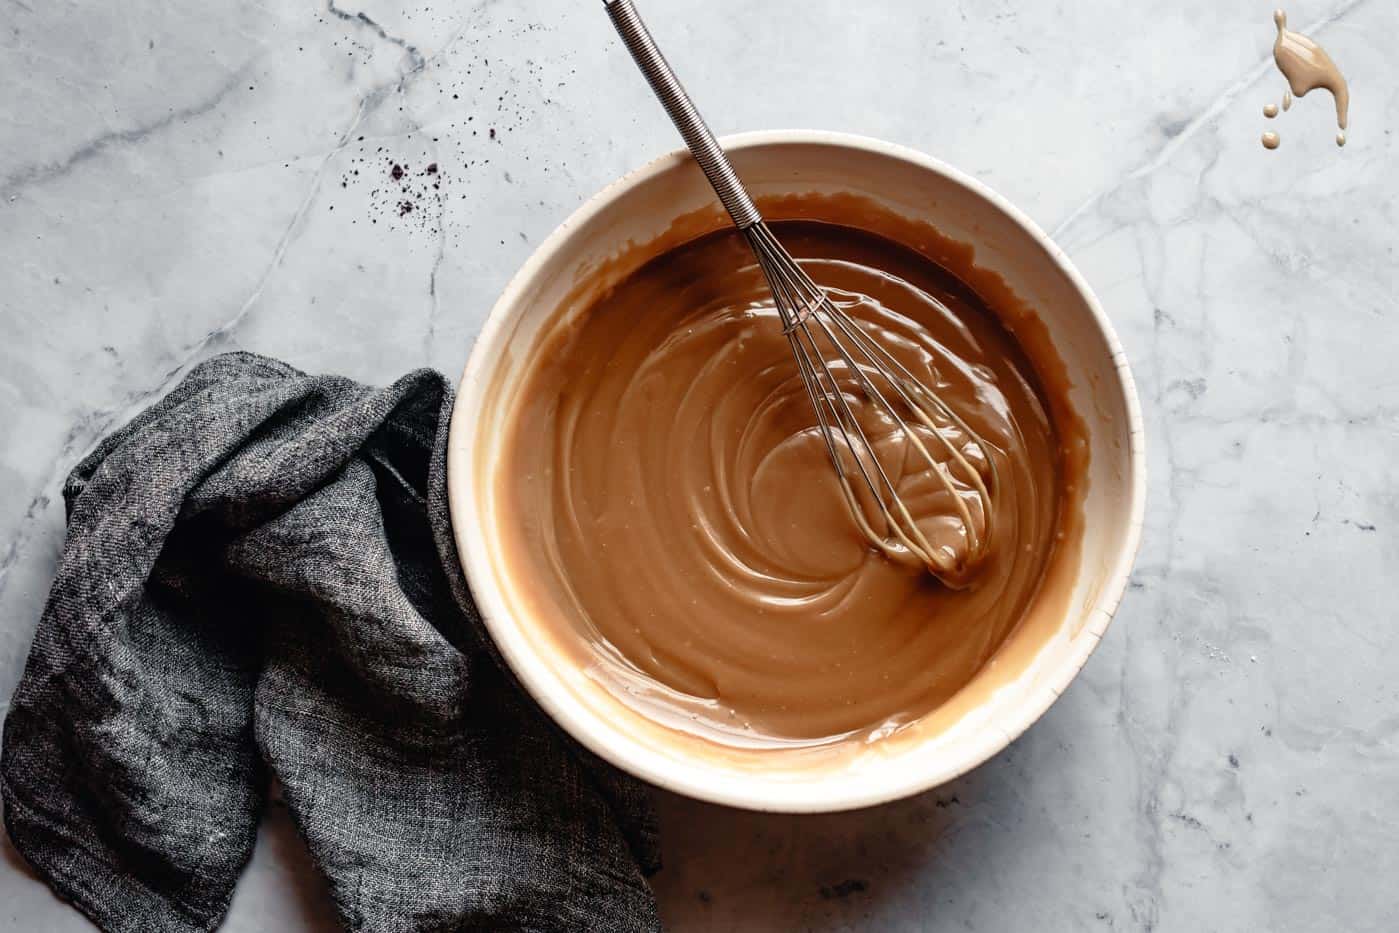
left=1, top=352, right=660, bottom=933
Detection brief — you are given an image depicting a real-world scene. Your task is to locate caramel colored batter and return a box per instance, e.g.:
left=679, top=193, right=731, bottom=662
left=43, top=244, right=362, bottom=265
left=500, top=219, right=1071, bottom=743
left=1272, top=10, right=1348, bottom=132
left=1266, top=9, right=1350, bottom=149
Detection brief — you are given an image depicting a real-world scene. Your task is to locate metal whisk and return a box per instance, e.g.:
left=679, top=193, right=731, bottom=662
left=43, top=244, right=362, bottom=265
left=603, top=0, right=996, bottom=582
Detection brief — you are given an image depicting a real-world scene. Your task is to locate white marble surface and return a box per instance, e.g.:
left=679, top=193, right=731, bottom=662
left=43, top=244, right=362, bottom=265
left=2, top=0, right=1396, bottom=930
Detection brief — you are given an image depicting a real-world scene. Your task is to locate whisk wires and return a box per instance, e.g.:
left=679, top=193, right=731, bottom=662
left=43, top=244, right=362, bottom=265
left=743, top=222, right=997, bottom=582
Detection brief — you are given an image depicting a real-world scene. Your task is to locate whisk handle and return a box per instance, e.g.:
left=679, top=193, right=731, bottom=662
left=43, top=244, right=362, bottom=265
left=603, top=0, right=762, bottom=229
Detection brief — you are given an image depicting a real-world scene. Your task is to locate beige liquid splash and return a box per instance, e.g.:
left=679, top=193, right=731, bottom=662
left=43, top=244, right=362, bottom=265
left=1263, top=9, right=1350, bottom=149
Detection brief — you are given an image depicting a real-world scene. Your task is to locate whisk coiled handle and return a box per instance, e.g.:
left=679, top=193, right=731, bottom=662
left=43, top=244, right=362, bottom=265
left=603, top=0, right=762, bottom=229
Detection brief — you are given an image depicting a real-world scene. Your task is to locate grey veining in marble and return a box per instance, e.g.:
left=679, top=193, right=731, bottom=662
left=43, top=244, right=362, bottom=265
left=2, top=1, right=1396, bottom=930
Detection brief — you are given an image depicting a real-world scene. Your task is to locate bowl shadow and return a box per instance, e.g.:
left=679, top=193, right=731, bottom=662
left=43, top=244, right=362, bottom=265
left=651, top=744, right=1030, bottom=931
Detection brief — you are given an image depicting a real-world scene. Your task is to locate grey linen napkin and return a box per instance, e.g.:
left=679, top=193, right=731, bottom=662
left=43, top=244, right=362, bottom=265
left=0, top=352, right=661, bottom=932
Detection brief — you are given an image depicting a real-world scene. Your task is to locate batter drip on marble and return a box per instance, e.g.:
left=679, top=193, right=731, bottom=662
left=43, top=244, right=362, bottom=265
left=1262, top=9, right=1350, bottom=149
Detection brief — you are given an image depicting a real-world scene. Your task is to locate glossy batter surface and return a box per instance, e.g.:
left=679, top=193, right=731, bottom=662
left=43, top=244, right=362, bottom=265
left=500, top=221, right=1064, bottom=742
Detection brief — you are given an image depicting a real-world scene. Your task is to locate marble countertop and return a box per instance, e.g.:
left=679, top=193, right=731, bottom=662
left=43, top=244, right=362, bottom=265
left=2, top=1, right=1396, bottom=930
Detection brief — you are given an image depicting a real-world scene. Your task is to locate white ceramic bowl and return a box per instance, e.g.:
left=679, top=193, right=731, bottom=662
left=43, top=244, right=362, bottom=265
left=447, top=130, right=1144, bottom=813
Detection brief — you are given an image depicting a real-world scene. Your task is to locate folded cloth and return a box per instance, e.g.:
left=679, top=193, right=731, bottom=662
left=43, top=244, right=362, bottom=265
left=0, top=352, right=660, bottom=932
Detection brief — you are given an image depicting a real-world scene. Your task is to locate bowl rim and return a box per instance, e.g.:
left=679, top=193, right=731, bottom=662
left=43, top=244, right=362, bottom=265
left=446, top=128, right=1146, bottom=812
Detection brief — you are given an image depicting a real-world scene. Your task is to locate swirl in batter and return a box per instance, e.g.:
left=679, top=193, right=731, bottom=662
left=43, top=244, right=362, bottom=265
left=501, top=220, right=1065, bottom=743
